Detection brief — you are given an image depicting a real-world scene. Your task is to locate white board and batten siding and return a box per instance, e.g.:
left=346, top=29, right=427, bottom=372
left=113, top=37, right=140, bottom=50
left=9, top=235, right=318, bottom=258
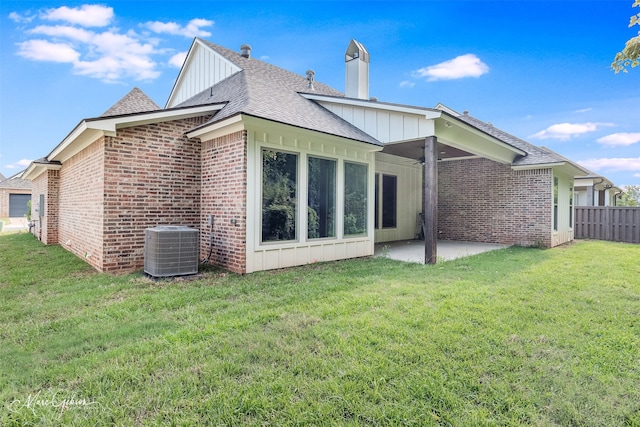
left=319, top=103, right=435, bottom=144
left=375, top=153, right=423, bottom=243
left=552, top=170, right=575, bottom=247
left=166, top=42, right=241, bottom=108
left=244, top=122, right=378, bottom=273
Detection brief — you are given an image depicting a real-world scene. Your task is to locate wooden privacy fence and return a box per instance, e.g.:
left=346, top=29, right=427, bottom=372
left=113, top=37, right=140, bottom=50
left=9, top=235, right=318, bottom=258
left=574, top=207, right=640, bottom=243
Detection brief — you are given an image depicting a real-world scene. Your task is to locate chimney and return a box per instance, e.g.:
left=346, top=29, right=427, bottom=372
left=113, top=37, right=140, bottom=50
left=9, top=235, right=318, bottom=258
left=240, top=44, right=252, bottom=58
left=345, top=39, right=369, bottom=99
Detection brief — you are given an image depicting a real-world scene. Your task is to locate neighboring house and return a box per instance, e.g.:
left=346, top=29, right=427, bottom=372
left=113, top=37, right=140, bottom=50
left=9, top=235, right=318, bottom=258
left=0, top=171, right=32, bottom=218
left=23, top=38, right=589, bottom=274
left=574, top=173, right=622, bottom=206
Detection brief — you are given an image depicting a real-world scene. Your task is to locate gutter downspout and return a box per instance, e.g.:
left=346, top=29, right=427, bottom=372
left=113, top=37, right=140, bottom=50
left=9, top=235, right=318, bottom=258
left=591, top=178, right=604, bottom=206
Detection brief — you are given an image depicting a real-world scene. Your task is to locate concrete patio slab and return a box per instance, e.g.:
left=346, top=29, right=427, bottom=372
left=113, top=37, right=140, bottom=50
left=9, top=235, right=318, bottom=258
left=374, top=240, right=508, bottom=263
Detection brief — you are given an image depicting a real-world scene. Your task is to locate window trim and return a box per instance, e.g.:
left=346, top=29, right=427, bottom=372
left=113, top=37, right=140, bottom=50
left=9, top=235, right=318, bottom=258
left=260, top=148, right=299, bottom=244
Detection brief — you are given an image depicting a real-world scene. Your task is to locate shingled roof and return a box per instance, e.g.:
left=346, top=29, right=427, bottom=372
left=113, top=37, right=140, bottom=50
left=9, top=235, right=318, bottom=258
left=454, top=112, right=577, bottom=168
left=101, top=87, right=160, bottom=117
left=0, top=170, right=32, bottom=189
left=176, top=39, right=382, bottom=146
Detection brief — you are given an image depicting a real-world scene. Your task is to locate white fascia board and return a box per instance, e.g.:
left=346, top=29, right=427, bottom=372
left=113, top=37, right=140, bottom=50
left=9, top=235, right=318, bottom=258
left=512, top=162, right=565, bottom=170
left=87, top=104, right=224, bottom=130
left=48, top=104, right=224, bottom=162
left=301, top=93, right=442, bottom=119
left=186, top=114, right=244, bottom=140
left=22, top=161, right=62, bottom=181
left=512, top=162, right=590, bottom=177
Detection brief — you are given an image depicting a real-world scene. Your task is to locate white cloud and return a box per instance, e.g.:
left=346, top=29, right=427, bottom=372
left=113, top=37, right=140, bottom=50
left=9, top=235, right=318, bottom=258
left=530, top=122, right=614, bottom=141
left=11, top=7, right=214, bottom=83
left=577, top=157, right=640, bottom=172
left=575, top=108, right=592, bottom=113
left=17, top=39, right=79, bottom=62
left=30, top=25, right=93, bottom=42
left=413, top=54, right=489, bottom=81
left=597, top=132, right=640, bottom=147
left=145, top=18, right=213, bottom=37
left=9, top=11, right=35, bottom=24
left=634, top=173, right=640, bottom=178
left=399, top=80, right=415, bottom=88
left=5, top=159, right=33, bottom=170
left=41, top=4, right=114, bottom=27
left=169, top=51, right=188, bottom=68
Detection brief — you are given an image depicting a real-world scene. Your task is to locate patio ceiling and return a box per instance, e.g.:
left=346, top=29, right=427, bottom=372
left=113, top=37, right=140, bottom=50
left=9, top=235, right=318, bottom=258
left=380, top=139, right=475, bottom=161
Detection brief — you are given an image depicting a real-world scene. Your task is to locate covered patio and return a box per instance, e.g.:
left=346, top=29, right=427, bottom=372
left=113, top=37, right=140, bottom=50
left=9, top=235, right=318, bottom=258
left=374, top=240, right=508, bottom=263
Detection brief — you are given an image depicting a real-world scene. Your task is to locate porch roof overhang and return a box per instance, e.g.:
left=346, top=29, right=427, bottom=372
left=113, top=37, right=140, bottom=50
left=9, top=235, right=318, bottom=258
left=301, top=93, right=526, bottom=164
left=47, top=103, right=225, bottom=163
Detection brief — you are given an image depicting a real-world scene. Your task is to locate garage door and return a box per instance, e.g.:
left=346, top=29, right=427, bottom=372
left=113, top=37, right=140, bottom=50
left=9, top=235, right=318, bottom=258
left=9, top=194, right=31, bottom=217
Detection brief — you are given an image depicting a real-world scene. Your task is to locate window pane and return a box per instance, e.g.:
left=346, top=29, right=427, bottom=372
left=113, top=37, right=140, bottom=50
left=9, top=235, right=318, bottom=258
left=569, top=184, right=573, bottom=227
left=262, top=149, right=297, bottom=242
left=382, top=174, right=397, bottom=228
left=344, top=162, right=368, bottom=235
left=308, top=157, right=336, bottom=239
left=374, top=174, right=379, bottom=229
left=553, top=177, right=558, bottom=231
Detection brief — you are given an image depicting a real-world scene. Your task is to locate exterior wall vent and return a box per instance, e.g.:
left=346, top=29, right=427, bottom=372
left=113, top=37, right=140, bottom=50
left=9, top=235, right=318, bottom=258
left=144, top=226, right=199, bottom=277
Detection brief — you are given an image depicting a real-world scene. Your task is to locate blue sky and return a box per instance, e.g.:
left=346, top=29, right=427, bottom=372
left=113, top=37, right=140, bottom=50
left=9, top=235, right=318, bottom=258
left=1, top=0, right=639, bottom=186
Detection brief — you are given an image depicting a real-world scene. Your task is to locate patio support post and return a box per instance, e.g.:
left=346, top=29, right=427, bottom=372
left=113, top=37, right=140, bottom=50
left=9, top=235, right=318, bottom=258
left=423, top=136, right=438, bottom=264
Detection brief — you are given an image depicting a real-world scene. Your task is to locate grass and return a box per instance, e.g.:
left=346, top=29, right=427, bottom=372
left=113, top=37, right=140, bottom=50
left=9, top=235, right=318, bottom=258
left=1, top=234, right=639, bottom=426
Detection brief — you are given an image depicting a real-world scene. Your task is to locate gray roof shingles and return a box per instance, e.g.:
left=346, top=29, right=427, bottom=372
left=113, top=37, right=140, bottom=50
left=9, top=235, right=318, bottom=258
left=101, top=87, right=161, bottom=117
left=176, top=40, right=382, bottom=146
left=455, top=113, right=569, bottom=167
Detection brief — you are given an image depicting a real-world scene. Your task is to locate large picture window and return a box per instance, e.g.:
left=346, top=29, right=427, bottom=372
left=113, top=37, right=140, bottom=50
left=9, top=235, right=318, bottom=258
left=344, top=162, right=368, bottom=236
left=262, top=149, right=298, bottom=242
left=308, top=157, right=336, bottom=239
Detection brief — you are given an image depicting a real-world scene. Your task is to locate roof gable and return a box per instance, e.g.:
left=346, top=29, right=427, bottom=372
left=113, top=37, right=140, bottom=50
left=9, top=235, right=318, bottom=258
left=101, top=87, right=160, bottom=117
left=165, top=38, right=242, bottom=108
left=178, top=39, right=381, bottom=146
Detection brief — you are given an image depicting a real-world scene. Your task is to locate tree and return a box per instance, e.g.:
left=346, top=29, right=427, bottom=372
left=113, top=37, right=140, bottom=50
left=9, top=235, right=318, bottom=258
left=618, top=184, right=640, bottom=206
left=613, top=0, right=640, bottom=72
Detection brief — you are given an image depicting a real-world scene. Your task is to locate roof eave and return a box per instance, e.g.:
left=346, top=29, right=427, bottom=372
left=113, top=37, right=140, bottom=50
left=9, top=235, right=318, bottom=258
left=48, top=104, right=224, bottom=163
left=22, top=160, right=62, bottom=181
left=512, top=161, right=590, bottom=176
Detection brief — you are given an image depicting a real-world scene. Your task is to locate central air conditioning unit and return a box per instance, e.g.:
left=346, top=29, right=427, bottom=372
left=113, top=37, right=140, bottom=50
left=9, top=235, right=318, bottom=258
left=144, top=226, right=199, bottom=277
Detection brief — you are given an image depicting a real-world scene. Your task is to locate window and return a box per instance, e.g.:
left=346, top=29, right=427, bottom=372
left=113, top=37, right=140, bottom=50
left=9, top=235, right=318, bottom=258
left=374, top=173, right=380, bottom=229
left=262, top=149, right=297, bottom=242
left=308, top=157, right=336, bottom=239
left=569, top=183, right=573, bottom=228
left=382, top=175, right=397, bottom=228
left=553, top=177, right=559, bottom=231
left=344, top=162, right=368, bottom=235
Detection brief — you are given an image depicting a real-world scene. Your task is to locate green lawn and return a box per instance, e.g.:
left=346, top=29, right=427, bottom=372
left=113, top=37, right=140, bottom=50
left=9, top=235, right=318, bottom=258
left=1, top=234, right=639, bottom=426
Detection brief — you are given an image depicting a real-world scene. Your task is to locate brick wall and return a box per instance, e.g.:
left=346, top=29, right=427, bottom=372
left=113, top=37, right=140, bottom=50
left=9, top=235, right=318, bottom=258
left=59, top=138, right=105, bottom=271
left=30, top=170, right=59, bottom=244
left=438, top=158, right=552, bottom=247
left=200, top=131, right=247, bottom=273
left=101, top=117, right=207, bottom=272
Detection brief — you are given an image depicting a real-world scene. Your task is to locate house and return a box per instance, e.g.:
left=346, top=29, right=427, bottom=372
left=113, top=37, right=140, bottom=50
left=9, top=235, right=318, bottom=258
left=574, top=173, right=622, bottom=206
left=23, top=38, right=590, bottom=274
left=0, top=171, right=32, bottom=218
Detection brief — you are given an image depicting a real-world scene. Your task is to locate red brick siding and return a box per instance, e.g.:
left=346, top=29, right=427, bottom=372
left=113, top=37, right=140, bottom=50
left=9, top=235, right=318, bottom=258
left=30, top=170, right=60, bottom=244
left=102, top=117, right=207, bottom=272
left=438, top=158, right=552, bottom=247
left=58, top=138, right=105, bottom=271
left=200, top=131, right=247, bottom=273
